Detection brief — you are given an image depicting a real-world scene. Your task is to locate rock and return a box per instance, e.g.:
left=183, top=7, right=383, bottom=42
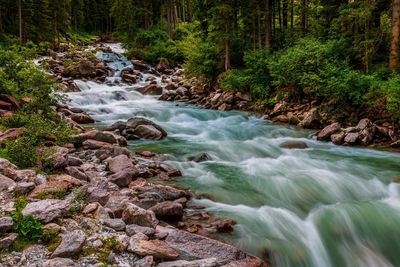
left=22, top=199, right=70, bottom=223
left=135, top=125, right=164, bottom=140
left=127, top=232, right=149, bottom=252
left=150, top=201, right=184, bottom=220
left=67, top=156, right=83, bottom=166
left=48, top=146, right=69, bottom=169
left=0, top=233, right=17, bottom=250
left=14, top=182, right=35, bottom=194
left=108, top=167, right=139, bottom=187
left=271, top=115, right=288, bottom=123
left=216, top=221, right=234, bottom=233
left=126, top=224, right=156, bottom=236
left=164, top=227, right=246, bottom=265
left=65, top=166, right=88, bottom=181
left=131, top=59, right=148, bottom=71
left=50, top=174, right=85, bottom=187
left=122, top=203, right=158, bottom=228
left=0, top=94, right=20, bottom=110
left=105, top=195, right=131, bottom=218
left=126, top=117, right=167, bottom=137
left=86, top=187, right=109, bottom=206
left=221, top=258, right=269, bottom=267
left=74, top=130, right=118, bottom=145
left=0, top=158, right=17, bottom=170
left=0, top=174, right=16, bottom=193
left=52, top=230, right=87, bottom=257
left=286, top=112, right=300, bottom=125
left=331, top=132, right=345, bottom=145
left=391, top=140, right=400, bottom=148
left=317, top=123, right=341, bottom=141
left=43, top=258, right=78, bottom=267
left=29, top=181, right=69, bottom=198
left=298, top=108, right=322, bottom=129
left=103, top=218, right=126, bottom=231
left=0, top=217, right=14, bottom=234
left=121, top=73, right=137, bottom=84
left=137, top=84, right=163, bottom=95
left=70, top=113, right=95, bottom=124
left=130, top=239, right=179, bottom=260
left=344, top=132, right=359, bottom=145
left=158, top=258, right=218, bottom=267
left=280, top=141, right=308, bottom=149
left=166, top=82, right=177, bottom=90
left=356, top=118, right=373, bottom=131
left=359, top=125, right=376, bottom=145
left=107, top=154, right=133, bottom=173
left=0, top=128, right=24, bottom=140
left=82, top=139, right=112, bottom=149
left=82, top=203, right=99, bottom=214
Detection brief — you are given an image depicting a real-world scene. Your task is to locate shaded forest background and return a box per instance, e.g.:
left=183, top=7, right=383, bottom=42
left=1, top=0, right=400, bottom=120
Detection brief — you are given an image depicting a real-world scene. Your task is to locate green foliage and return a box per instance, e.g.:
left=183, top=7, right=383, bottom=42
left=9, top=197, right=43, bottom=242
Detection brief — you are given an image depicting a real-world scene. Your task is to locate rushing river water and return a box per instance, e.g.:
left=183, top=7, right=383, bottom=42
left=66, top=44, right=400, bottom=267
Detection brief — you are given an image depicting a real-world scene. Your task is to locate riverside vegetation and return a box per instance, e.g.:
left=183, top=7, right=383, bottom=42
left=1, top=1, right=400, bottom=267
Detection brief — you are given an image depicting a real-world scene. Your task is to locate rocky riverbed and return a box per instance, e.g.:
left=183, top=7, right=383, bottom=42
left=0, top=43, right=269, bottom=267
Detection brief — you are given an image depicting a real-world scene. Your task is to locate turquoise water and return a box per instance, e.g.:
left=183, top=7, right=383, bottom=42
left=66, top=44, right=400, bottom=267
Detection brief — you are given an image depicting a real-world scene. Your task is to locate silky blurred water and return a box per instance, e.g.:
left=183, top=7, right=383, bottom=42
left=66, top=44, right=400, bottom=267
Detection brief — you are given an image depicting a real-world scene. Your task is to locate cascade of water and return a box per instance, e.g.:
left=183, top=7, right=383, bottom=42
left=65, top=44, right=400, bottom=267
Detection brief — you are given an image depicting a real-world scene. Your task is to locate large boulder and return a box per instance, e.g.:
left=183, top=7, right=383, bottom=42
left=106, top=154, right=133, bottom=173
left=74, top=130, right=118, bottom=145
left=163, top=227, right=247, bottom=265
left=150, top=201, right=184, bottom=220
left=130, top=239, right=179, bottom=260
left=126, top=117, right=167, bottom=140
left=298, top=108, right=322, bottom=129
left=317, top=123, right=341, bottom=141
left=70, top=113, right=95, bottom=124
left=137, top=84, right=163, bottom=95
left=122, top=203, right=158, bottom=228
left=52, top=229, right=87, bottom=257
left=22, top=199, right=70, bottom=223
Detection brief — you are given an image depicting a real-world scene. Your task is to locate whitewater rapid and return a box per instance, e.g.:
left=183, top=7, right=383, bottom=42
left=66, top=44, right=400, bottom=267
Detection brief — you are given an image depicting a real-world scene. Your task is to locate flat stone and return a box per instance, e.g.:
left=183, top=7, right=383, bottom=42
left=126, top=224, right=156, bottom=236
left=130, top=239, right=179, bottom=260
left=43, top=258, right=77, bottom=267
left=127, top=232, right=149, bottom=252
left=317, top=123, right=341, bottom=141
left=103, top=218, right=126, bottom=231
left=52, top=229, right=87, bottom=257
left=158, top=258, right=218, bottom=267
left=107, top=154, right=133, bottom=174
left=279, top=141, right=308, bottom=149
left=150, top=201, right=184, bottom=220
left=221, top=258, right=269, bottom=267
left=22, top=199, right=70, bottom=223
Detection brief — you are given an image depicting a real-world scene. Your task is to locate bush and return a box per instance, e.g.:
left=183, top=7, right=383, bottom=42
left=375, top=75, right=400, bottom=117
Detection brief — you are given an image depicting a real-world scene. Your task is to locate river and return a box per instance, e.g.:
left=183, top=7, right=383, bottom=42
left=66, top=44, right=400, bottom=267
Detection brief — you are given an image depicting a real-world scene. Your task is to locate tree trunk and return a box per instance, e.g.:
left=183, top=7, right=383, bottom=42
left=18, top=0, right=22, bottom=43
left=187, top=0, right=192, bottom=22
left=302, top=0, right=308, bottom=35
left=283, top=0, right=288, bottom=29
left=182, top=0, right=185, bottom=22
left=278, top=0, right=282, bottom=31
left=257, top=2, right=262, bottom=49
left=224, top=1, right=230, bottom=71
left=265, top=0, right=270, bottom=53
left=0, top=5, right=2, bottom=32
left=173, top=0, right=178, bottom=28
left=167, top=0, right=172, bottom=38
left=390, top=0, right=400, bottom=71
left=290, top=0, right=294, bottom=41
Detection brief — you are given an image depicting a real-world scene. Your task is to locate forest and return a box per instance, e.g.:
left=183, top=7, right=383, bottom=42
left=1, top=1, right=400, bottom=267
left=1, top=0, right=400, bottom=118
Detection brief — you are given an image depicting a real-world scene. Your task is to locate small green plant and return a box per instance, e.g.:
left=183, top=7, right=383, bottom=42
left=102, top=238, right=124, bottom=252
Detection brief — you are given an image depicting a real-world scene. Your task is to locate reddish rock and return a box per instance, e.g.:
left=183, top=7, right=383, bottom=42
left=0, top=94, right=20, bottom=110
left=150, top=201, right=184, bottom=220
left=0, top=128, right=24, bottom=140
left=317, top=122, right=341, bottom=141
left=29, top=181, right=70, bottom=198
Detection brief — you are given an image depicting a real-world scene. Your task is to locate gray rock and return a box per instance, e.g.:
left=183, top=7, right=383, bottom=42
left=344, top=132, right=359, bottom=145
left=108, top=167, right=139, bottom=187
left=331, top=132, right=345, bottom=145
left=122, top=203, right=158, bottom=228
left=105, top=195, right=131, bottom=218
left=359, top=126, right=376, bottom=145
left=158, top=258, right=218, bottom=267
left=43, top=258, right=77, bottom=267
left=107, top=154, right=133, bottom=174
left=22, top=199, right=70, bottom=223
left=298, top=108, right=322, bottom=129
left=163, top=227, right=246, bottom=265
left=356, top=118, right=373, bottom=131
left=65, top=166, right=88, bottom=181
left=14, top=182, right=35, bottom=194
left=317, top=123, right=341, bottom=141
left=0, top=233, right=17, bottom=249
left=0, top=174, right=16, bottom=193
left=0, top=158, right=17, bottom=170
left=103, top=218, right=126, bottom=231
left=133, top=125, right=163, bottom=140
left=126, top=224, right=156, bottom=236
left=0, top=217, right=14, bottom=234
left=86, top=187, right=109, bottom=206
left=150, top=201, right=184, bottom=219
left=52, top=230, right=87, bottom=257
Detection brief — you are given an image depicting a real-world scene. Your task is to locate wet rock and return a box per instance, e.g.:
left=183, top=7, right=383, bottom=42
left=166, top=82, right=178, bottom=90
left=107, top=154, right=133, bottom=173
left=43, top=258, right=77, bottom=267
left=134, top=125, right=163, bottom=140
left=344, top=132, right=359, bottom=145
left=317, top=123, right=341, bottom=141
left=0, top=217, right=14, bottom=234
left=122, top=203, right=158, bottom=228
left=126, top=117, right=167, bottom=137
left=164, top=227, right=246, bottom=265
left=22, top=199, right=70, bottom=223
left=331, top=132, right=345, bottom=145
left=126, top=224, right=156, bottom=236
left=0, top=233, right=17, bottom=250
left=103, top=218, right=126, bottom=231
left=121, top=73, right=137, bottom=84
left=158, top=258, right=218, bottom=267
left=137, top=84, right=163, bottom=95
left=279, top=141, right=308, bottom=149
left=221, top=258, right=269, bottom=267
left=70, top=113, right=95, bottom=124
left=298, top=108, right=322, bottom=129
left=52, top=229, right=87, bottom=257
left=150, top=201, right=184, bottom=220
left=216, top=221, right=234, bottom=233
left=130, top=239, right=179, bottom=260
